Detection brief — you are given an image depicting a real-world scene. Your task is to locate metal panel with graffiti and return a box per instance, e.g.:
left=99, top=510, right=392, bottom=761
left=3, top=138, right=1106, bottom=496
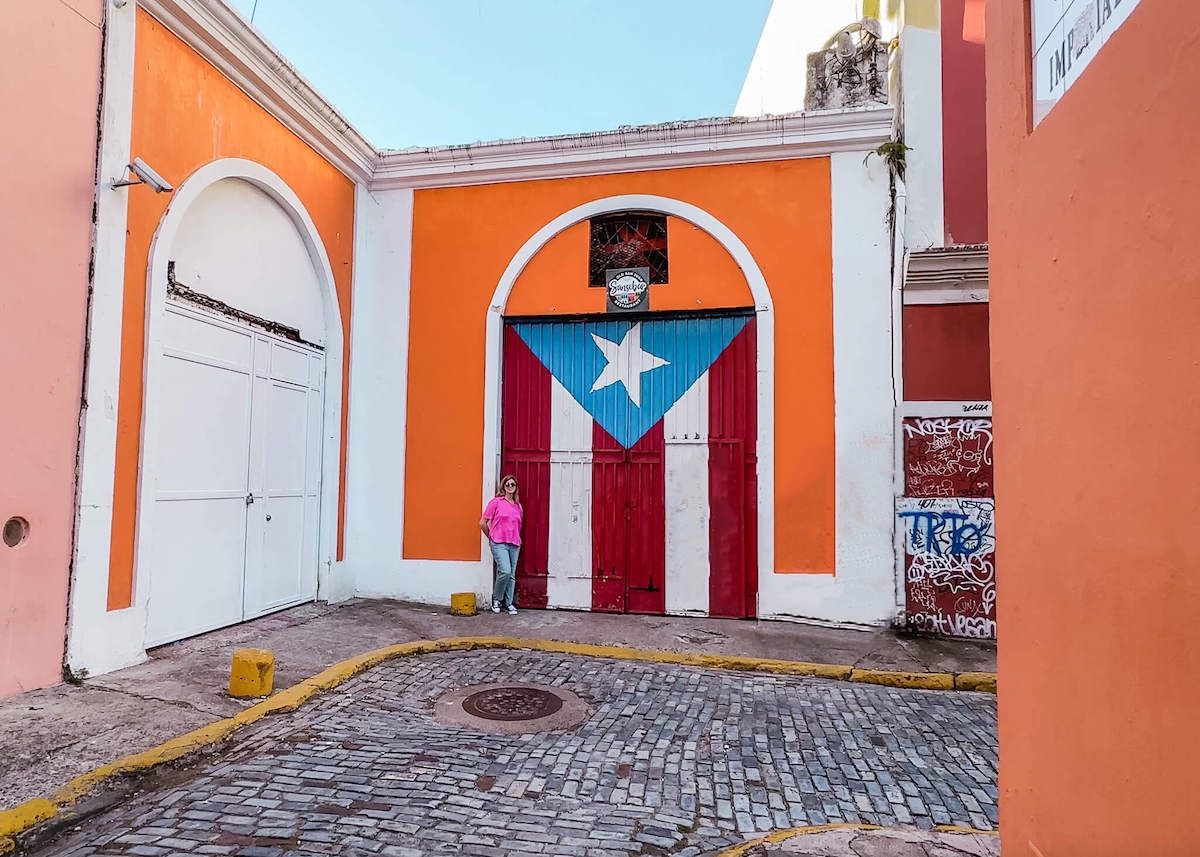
left=900, top=418, right=995, bottom=638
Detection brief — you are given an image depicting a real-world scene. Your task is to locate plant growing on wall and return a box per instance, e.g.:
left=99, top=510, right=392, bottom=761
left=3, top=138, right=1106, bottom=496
left=869, top=138, right=910, bottom=182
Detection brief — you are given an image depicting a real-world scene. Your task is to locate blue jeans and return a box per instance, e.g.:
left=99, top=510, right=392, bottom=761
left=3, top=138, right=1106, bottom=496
left=489, top=541, right=519, bottom=608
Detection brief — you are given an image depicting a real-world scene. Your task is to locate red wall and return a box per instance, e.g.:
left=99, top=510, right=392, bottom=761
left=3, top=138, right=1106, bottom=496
left=902, top=303, right=991, bottom=401
left=989, top=1, right=1200, bottom=853
left=941, top=0, right=989, bottom=245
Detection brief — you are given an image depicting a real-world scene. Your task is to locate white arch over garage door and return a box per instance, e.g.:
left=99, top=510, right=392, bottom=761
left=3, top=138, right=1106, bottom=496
left=135, top=158, right=344, bottom=645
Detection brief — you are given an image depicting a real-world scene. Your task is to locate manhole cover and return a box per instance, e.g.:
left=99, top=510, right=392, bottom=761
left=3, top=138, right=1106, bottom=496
left=461, top=687, right=564, bottom=721
left=434, top=682, right=589, bottom=734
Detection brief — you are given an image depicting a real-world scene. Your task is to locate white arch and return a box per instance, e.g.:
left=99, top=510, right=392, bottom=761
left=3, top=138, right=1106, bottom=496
left=134, top=158, right=345, bottom=618
left=482, top=194, right=776, bottom=583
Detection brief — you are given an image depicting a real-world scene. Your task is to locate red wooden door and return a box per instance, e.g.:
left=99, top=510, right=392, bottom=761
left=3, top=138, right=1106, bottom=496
left=589, top=425, right=666, bottom=614
left=707, top=318, right=758, bottom=618
left=590, top=437, right=626, bottom=612
left=707, top=439, right=746, bottom=618
left=624, top=428, right=665, bottom=614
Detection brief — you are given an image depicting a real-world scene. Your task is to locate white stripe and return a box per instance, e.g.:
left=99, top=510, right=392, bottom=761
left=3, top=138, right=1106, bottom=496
left=664, top=375, right=711, bottom=615
left=546, top=379, right=593, bottom=610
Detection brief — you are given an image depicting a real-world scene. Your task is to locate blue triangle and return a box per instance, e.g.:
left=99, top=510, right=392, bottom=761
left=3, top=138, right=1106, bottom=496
left=512, top=316, right=750, bottom=448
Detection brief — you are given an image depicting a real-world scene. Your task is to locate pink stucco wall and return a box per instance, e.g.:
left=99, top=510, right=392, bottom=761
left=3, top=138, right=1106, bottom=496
left=0, top=0, right=103, bottom=697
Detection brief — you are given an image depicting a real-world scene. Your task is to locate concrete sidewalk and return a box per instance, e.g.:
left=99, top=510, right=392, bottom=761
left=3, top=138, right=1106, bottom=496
left=0, top=598, right=995, bottom=813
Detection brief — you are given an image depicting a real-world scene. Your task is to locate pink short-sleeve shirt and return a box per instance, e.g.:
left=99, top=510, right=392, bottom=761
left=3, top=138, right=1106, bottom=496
left=483, top=497, right=523, bottom=546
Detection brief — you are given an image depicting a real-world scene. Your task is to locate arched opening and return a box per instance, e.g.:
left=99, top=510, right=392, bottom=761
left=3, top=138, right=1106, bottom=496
left=134, top=159, right=343, bottom=647
left=483, top=195, right=774, bottom=619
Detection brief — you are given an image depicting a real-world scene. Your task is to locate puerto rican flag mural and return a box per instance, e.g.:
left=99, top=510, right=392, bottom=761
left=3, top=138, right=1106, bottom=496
left=502, top=314, right=757, bottom=617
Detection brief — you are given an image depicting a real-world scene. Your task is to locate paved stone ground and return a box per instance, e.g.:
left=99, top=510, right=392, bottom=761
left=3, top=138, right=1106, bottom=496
left=1, top=600, right=995, bottom=811
left=33, top=650, right=997, bottom=857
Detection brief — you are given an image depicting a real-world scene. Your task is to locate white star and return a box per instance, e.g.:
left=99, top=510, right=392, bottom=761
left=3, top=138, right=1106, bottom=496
left=589, top=323, right=669, bottom=408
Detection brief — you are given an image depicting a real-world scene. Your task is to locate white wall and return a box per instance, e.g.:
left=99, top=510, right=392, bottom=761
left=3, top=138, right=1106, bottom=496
left=342, top=186, right=477, bottom=602
left=757, top=150, right=897, bottom=626
left=173, top=179, right=327, bottom=344
left=735, top=1, right=945, bottom=249
left=735, top=0, right=894, bottom=117
left=67, top=0, right=148, bottom=679
left=897, top=20, right=945, bottom=249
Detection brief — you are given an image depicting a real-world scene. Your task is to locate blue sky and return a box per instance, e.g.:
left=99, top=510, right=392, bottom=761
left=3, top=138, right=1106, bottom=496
left=225, top=0, right=772, bottom=150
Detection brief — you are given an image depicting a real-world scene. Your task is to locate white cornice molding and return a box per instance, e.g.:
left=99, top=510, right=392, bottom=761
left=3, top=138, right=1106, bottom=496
left=903, top=244, right=989, bottom=304
left=138, top=0, right=377, bottom=183
left=370, top=108, right=895, bottom=190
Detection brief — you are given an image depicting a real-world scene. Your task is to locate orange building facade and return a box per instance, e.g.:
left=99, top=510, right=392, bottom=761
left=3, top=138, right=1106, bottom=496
left=65, top=1, right=365, bottom=676
left=346, top=121, right=900, bottom=626
left=3, top=0, right=995, bottom=694
left=989, top=1, right=1200, bottom=853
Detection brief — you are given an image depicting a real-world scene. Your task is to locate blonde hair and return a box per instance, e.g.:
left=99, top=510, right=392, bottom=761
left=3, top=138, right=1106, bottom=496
left=495, top=474, right=521, bottom=506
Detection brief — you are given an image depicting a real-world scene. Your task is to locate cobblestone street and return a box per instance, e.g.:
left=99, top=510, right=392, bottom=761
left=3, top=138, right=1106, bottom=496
left=36, top=650, right=997, bottom=857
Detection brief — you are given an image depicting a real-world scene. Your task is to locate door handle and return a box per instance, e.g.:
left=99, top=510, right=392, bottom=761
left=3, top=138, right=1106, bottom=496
left=265, top=514, right=272, bottom=522
left=246, top=493, right=255, bottom=506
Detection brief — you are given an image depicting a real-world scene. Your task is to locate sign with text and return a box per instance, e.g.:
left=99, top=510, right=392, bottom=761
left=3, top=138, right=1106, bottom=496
left=1032, top=0, right=1142, bottom=125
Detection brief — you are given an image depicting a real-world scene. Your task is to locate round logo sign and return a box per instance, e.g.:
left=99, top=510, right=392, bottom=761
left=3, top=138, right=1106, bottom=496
left=606, top=269, right=649, bottom=309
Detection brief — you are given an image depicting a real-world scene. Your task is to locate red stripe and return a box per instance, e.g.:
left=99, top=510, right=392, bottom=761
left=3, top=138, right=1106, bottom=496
left=501, top=326, right=550, bottom=608
left=590, top=420, right=666, bottom=614
left=625, top=422, right=665, bottom=615
left=708, top=318, right=758, bottom=618
left=590, top=424, right=624, bottom=613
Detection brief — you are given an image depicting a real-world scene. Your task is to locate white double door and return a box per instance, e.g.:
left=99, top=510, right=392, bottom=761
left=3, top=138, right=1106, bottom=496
left=144, top=301, right=324, bottom=647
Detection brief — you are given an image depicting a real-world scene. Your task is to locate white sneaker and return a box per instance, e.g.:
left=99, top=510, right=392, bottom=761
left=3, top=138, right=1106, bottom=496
left=491, top=601, right=500, bottom=613
left=506, top=605, right=517, bottom=615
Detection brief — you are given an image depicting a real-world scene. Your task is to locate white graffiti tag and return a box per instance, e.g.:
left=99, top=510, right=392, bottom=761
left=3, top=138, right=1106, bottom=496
left=903, top=418, right=993, bottom=497
left=907, top=611, right=996, bottom=639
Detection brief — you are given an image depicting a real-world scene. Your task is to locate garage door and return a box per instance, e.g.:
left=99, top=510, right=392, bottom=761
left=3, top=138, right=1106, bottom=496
left=502, top=313, right=758, bottom=617
left=144, top=301, right=324, bottom=647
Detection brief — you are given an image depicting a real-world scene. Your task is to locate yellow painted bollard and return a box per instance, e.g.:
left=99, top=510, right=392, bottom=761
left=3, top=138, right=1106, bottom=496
left=450, top=592, right=478, bottom=616
left=229, top=648, right=275, bottom=698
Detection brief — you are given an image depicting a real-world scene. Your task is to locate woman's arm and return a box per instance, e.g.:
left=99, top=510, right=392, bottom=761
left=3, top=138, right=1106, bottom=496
left=479, top=517, right=491, bottom=539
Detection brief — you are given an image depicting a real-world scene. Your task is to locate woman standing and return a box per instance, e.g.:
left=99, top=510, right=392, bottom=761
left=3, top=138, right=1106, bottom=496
left=480, top=475, right=523, bottom=614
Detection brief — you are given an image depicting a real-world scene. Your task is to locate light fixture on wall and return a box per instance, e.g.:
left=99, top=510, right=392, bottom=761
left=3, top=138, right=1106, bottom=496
left=111, top=158, right=174, bottom=194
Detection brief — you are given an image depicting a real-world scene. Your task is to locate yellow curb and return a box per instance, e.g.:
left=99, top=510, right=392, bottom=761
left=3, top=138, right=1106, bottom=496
left=848, top=668, right=955, bottom=691
left=934, top=824, right=1000, bottom=835
left=716, top=823, right=998, bottom=856
left=0, top=800, right=54, bottom=838
left=0, top=636, right=994, bottom=847
left=954, top=672, right=997, bottom=693
left=717, top=824, right=884, bottom=856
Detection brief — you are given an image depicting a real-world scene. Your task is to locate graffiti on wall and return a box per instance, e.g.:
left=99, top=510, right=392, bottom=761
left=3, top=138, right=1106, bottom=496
left=898, top=497, right=996, bottom=638
left=901, top=417, right=995, bottom=639
left=903, top=417, right=993, bottom=498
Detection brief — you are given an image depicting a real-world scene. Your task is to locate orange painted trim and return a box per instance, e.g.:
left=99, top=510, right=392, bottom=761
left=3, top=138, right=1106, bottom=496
left=106, top=11, right=355, bottom=610
left=403, top=159, right=835, bottom=575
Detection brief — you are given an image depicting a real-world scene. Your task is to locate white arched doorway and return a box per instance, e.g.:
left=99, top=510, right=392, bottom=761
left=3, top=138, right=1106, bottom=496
left=134, top=159, right=343, bottom=647
left=482, top=194, right=776, bottom=598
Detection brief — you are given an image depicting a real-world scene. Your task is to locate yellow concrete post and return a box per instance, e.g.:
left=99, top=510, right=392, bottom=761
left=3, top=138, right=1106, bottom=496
left=449, top=592, right=478, bottom=616
left=229, top=648, right=275, bottom=698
